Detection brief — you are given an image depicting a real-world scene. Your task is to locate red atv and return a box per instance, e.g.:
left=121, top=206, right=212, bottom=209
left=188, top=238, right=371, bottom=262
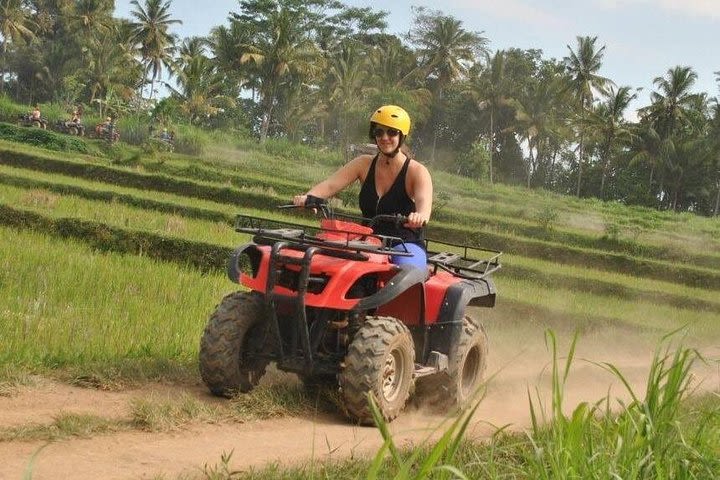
left=199, top=197, right=501, bottom=424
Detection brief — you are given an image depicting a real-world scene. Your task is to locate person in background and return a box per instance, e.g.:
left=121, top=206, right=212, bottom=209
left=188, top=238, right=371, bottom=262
left=293, top=105, right=432, bottom=269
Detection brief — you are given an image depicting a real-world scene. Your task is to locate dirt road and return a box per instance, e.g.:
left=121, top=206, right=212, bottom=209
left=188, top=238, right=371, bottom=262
left=1, top=324, right=717, bottom=480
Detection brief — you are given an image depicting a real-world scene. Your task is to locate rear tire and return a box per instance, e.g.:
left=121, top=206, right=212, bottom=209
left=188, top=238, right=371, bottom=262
left=339, top=316, right=414, bottom=425
left=416, top=315, right=488, bottom=411
left=200, top=291, right=270, bottom=397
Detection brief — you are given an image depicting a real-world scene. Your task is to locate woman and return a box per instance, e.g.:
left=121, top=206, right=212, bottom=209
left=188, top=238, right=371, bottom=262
left=293, top=105, right=433, bottom=269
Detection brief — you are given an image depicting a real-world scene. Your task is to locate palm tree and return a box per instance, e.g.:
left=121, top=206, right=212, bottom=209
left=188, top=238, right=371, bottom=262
left=464, top=51, right=514, bottom=184
left=0, top=0, right=35, bottom=93
left=67, top=0, right=114, bottom=39
left=208, top=22, right=258, bottom=106
left=410, top=8, right=488, bottom=161
left=514, top=77, right=566, bottom=188
left=643, top=66, right=699, bottom=139
left=635, top=66, right=701, bottom=209
left=84, top=28, right=140, bottom=104
left=628, top=120, right=671, bottom=202
left=564, top=35, right=612, bottom=196
left=168, top=37, right=234, bottom=124
left=586, top=86, right=637, bottom=198
left=324, top=40, right=370, bottom=156
left=238, top=6, right=320, bottom=142
left=129, top=0, right=181, bottom=100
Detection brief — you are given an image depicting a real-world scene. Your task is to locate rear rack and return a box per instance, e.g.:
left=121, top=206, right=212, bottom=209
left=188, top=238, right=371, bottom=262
left=426, top=239, right=502, bottom=280
left=235, top=214, right=413, bottom=257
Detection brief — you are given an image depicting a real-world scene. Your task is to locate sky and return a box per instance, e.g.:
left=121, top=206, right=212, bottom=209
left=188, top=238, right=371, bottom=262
left=114, top=0, right=720, bottom=115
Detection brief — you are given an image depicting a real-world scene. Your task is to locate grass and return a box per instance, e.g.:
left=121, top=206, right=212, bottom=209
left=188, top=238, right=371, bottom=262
left=0, top=225, right=230, bottom=377
left=0, top=379, right=342, bottom=443
left=0, top=413, right=125, bottom=442
left=196, top=332, right=719, bottom=480
left=0, top=108, right=718, bottom=474
left=0, top=182, right=239, bottom=246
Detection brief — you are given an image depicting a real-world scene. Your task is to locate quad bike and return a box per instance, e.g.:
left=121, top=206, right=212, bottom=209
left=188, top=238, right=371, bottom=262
left=17, top=113, right=47, bottom=129
left=199, top=197, right=501, bottom=425
left=55, top=120, right=85, bottom=136
left=93, top=123, right=120, bottom=143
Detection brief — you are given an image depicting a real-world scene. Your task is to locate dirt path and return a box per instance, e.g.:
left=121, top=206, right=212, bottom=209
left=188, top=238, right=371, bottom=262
left=1, top=327, right=718, bottom=480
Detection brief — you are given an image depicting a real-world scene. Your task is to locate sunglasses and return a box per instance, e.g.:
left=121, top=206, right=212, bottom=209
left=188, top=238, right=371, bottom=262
left=373, top=126, right=401, bottom=138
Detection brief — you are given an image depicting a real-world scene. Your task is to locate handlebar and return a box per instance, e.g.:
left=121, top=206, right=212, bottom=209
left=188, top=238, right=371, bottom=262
left=280, top=195, right=426, bottom=227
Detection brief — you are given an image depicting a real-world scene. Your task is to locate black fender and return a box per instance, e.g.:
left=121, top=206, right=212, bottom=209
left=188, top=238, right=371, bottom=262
left=227, top=243, right=262, bottom=283
left=351, top=265, right=428, bottom=313
left=425, top=278, right=496, bottom=358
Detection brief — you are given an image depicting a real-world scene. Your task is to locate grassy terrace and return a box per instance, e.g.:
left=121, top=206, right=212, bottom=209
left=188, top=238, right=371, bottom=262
left=0, top=226, right=229, bottom=378
left=2, top=153, right=720, bottom=287
left=1, top=136, right=719, bottom=378
left=2, top=176, right=719, bottom=295
left=2, top=140, right=719, bottom=262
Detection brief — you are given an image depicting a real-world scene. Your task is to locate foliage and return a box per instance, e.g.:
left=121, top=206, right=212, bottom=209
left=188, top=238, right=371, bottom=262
left=522, top=330, right=719, bottom=479
left=0, top=122, right=96, bottom=154
left=535, top=204, right=559, bottom=231
left=0, top=4, right=717, bottom=214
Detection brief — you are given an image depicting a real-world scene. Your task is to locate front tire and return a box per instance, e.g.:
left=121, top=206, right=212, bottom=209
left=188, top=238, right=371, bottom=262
left=339, top=316, right=414, bottom=425
left=200, top=291, right=270, bottom=397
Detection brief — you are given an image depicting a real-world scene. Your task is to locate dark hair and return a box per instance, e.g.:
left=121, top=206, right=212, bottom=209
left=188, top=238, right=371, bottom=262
left=399, top=143, right=414, bottom=159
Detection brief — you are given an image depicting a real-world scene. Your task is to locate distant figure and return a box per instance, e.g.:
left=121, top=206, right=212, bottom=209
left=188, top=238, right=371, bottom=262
left=68, top=109, right=82, bottom=126
left=29, top=104, right=46, bottom=129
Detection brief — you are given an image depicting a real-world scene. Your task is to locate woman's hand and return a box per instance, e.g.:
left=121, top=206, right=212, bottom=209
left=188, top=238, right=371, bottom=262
left=404, top=211, right=428, bottom=229
left=293, top=194, right=308, bottom=207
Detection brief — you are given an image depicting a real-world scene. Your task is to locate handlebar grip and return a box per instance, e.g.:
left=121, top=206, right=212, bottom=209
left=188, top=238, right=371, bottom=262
left=305, top=194, right=327, bottom=207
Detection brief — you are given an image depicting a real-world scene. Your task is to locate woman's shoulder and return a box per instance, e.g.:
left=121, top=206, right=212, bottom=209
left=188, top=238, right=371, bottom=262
left=348, top=154, right=375, bottom=169
left=407, top=157, right=429, bottom=174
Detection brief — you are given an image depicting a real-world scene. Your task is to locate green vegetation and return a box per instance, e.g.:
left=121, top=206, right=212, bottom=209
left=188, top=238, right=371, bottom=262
left=194, top=335, right=720, bottom=479
left=0, top=2, right=716, bottom=477
left=0, top=71, right=718, bottom=476
left=0, top=2, right=717, bottom=214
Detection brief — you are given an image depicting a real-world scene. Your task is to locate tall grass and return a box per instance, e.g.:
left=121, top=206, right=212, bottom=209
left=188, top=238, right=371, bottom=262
left=200, top=332, right=720, bottom=479
left=523, top=330, right=718, bottom=479
left=0, top=226, right=230, bottom=380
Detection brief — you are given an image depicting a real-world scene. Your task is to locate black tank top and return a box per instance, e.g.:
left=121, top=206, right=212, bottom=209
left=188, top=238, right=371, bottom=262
left=359, top=155, right=425, bottom=244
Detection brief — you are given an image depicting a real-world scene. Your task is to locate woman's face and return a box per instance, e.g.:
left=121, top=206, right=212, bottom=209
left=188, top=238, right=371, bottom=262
left=373, top=123, right=401, bottom=154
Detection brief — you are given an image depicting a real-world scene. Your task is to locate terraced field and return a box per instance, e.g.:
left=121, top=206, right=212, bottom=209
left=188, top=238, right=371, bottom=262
left=1, top=136, right=719, bottom=479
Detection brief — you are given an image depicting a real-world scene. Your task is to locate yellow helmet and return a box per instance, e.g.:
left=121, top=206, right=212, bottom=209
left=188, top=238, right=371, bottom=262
left=370, top=105, right=411, bottom=136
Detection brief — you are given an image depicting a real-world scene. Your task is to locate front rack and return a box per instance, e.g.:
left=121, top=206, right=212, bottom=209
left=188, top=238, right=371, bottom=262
left=235, top=214, right=503, bottom=278
left=235, top=214, right=413, bottom=257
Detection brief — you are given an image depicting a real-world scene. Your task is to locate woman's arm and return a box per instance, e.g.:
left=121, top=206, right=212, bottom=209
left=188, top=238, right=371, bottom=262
left=407, top=162, right=433, bottom=228
left=293, top=156, right=369, bottom=206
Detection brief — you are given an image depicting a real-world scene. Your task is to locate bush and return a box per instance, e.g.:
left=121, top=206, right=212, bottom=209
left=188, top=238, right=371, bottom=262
left=0, top=122, right=96, bottom=155
left=173, top=126, right=208, bottom=156
left=535, top=205, right=559, bottom=231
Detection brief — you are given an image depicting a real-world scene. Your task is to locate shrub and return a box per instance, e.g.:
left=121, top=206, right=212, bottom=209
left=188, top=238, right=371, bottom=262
left=174, top=126, right=208, bottom=156
left=0, top=122, right=95, bottom=155
left=535, top=205, right=559, bottom=231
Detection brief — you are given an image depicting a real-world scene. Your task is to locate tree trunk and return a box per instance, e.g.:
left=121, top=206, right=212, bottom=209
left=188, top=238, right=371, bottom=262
left=526, top=143, right=534, bottom=188
left=489, top=109, right=494, bottom=184
left=576, top=133, right=584, bottom=197
left=0, top=49, right=5, bottom=94
left=649, top=164, right=655, bottom=189
left=714, top=181, right=720, bottom=216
